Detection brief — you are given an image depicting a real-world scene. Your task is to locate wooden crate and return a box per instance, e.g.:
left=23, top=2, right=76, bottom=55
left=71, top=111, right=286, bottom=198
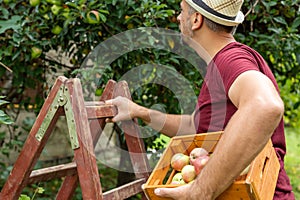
left=142, top=131, right=280, bottom=200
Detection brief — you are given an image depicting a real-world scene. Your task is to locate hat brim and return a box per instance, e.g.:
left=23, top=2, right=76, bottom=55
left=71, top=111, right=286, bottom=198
left=185, top=0, right=244, bottom=26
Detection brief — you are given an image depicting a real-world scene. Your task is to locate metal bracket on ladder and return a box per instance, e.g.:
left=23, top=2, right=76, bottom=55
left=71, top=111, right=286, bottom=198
left=35, top=85, right=79, bottom=149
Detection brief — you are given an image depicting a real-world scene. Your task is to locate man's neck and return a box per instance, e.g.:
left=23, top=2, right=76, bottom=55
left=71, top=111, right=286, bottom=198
left=193, top=29, right=236, bottom=63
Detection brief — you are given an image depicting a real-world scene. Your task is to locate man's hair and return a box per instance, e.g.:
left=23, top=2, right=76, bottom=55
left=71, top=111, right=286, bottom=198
left=188, top=5, right=236, bottom=34
left=203, top=17, right=236, bottom=33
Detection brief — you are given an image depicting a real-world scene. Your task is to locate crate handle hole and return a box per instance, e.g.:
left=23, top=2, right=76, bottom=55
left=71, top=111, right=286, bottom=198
left=261, top=156, right=270, bottom=178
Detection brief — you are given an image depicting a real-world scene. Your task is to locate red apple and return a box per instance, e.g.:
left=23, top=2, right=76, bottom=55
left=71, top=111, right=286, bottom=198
left=86, top=10, right=100, bottom=24
left=181, top=164, right=196, bottom=183
left=171, top=153, right=189, bottom=171
left=189, top=147, right=208, bottom=164
left=191, top=155, right=210, bottom=175
left=171, top=172, right=185, bottom=185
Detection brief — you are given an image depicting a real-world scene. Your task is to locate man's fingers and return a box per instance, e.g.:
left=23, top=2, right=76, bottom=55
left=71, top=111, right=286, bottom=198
left=105, top=99, right=116, bottom=123
left=105, top=96, right=125, bottom=106
left=154, top=187, right=183, bottom=199
left=104, top=99, right=113, bottom=105
left=105, top=118, right=114, bottom=123
left=154, top=184, right=190, bottom=200
left=154, top=188, right=174, bottom=198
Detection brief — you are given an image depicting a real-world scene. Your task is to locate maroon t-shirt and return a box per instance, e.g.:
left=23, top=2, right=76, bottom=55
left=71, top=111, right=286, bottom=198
left=194, top=42, right=295, bottom=199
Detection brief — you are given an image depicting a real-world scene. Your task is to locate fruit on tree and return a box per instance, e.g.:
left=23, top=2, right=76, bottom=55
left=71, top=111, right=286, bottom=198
left=181, top=165, right=196, bottom=183
left=31, top=47, right=42, bottom=59
left=39, top=5, right=50, bottom=14
left=86, top=10, right=100, bottom=24
left=51, top=5, right=62, bottom=15
left=29, top=0, right=40, bottom=7
left=142, top=94, right=148, bottom=100
left=171, top=153, right=189, bottom=171
left=3, top=0, right=11, bottom=4
left=46, top=0, right=62, bottom=5
left=62, top=7, right=70, bottom=19
left=51, top=25, right=62, bottom=35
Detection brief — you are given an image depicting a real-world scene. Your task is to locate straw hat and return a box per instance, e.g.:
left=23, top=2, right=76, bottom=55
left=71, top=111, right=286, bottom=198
left=185, top=0, right=244, bottom=26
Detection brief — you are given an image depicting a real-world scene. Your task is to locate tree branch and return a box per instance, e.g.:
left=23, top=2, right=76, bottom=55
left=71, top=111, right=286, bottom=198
left=0, top=62, right=13, bottom=73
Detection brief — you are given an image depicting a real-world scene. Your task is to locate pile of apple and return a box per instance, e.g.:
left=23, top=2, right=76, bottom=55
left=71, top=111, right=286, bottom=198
left=170, top=147, right=209, bottom=184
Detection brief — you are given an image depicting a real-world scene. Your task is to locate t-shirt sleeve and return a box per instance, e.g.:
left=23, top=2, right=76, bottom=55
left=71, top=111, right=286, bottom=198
left=216, top=49, right=260, bottom=94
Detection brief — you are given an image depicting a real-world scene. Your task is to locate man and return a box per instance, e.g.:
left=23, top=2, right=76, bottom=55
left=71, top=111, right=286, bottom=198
left=106, top=0, right=295, bottom=199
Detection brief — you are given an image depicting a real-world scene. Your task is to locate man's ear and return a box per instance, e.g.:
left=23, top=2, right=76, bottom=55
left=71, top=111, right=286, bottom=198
left=191, top=13, right=203, bottom=30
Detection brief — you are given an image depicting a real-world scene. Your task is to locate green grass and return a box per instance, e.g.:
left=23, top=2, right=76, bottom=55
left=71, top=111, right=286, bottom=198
left=285, top=127, right=300, bottom=199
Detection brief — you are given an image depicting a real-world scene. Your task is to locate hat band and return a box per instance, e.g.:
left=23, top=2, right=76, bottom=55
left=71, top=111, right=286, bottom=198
left=192, top=0, right=236, bottom=21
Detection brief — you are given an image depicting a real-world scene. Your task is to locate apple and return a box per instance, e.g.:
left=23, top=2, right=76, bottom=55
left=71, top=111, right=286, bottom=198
left=39, top=4, right=49, bottom=14
left=142, top=94, right=148, bottom=100
left=51, top=25, right=62, bottom=35
left=46, top=0, right=62, bottom=5
left=171, top=153, right=189, bottom=171
left=29, top=0, right=40, bottom=7
left=191, top=155, right=210, bottom=175
left=51, top=5, right=62, bottom=15
left=62, top=7, right=70, bottom=19
left=171, top=172, right=185, bottom=185
left=181, top=165, right=196, bottom=183
left=189, top=147, right=208, bottom=164
left=31, top=47, right=42, bottom=59
left=3, top=0, right=11, bottom=4
left=86, top=10, right=100, bottom=24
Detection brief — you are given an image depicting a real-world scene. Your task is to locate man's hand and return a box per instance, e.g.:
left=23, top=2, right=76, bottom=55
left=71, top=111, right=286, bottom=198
left=154, top=184, right=191, bottom=200
left=105, top=96, right=139, bottom=122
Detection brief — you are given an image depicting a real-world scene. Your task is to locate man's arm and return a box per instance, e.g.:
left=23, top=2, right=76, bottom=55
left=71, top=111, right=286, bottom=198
left=155, top=70, right=284, bottom=199
left=105, top=97, right=196, bottom=137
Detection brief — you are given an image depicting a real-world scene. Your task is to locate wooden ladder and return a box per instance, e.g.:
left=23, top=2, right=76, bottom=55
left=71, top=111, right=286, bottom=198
left=0, top=76, right=150, bottom=200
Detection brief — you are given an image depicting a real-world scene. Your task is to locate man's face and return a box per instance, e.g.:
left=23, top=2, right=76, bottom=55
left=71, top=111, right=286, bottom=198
left=177, top=0, right=194, bottom=38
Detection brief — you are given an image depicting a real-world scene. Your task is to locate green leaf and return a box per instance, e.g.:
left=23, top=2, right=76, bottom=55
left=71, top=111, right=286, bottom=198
left=273, top=16, right=288, bottom=26
left=99, top=9, right=109, bottom=14
left=292, top=17, right=300, bottom=30
left=0, top=7, right=10, bottom=20
left=99, top=13, right=107, bottom=22
left=18, top=194, right=31, bottom=200
left=0, top=99, right=9, bottom=106
left=0, top=110, right=14, bottom=125
left=268, top=27, right=283, bottom=34
left=0, top=15, right=22, bottom=34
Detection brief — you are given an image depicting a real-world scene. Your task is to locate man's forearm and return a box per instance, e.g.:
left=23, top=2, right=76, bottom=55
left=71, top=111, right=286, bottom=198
left=134, top=105, right=196, bottom=137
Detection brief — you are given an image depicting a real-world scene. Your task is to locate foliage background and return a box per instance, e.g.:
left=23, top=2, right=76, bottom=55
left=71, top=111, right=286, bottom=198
left=0, top=0, right=299, bottom=199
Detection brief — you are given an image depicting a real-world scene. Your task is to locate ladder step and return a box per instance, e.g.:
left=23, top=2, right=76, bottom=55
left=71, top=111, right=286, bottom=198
left=28, top=162, right=77, bottom=185
left=103, top=178, right=146, bottom=200
left=85, top=101, right=117, bottom=119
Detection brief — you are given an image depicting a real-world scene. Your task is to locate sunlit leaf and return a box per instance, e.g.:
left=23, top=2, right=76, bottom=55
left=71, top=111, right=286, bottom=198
left=0, top=15, right=22, bottom=34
